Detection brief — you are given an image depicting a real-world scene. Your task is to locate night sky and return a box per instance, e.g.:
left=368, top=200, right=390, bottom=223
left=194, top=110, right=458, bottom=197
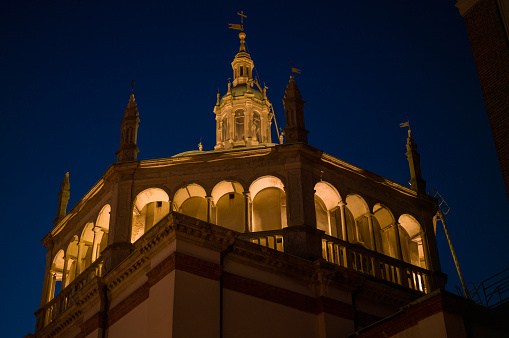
left=2, top=1, right=508, bottom=336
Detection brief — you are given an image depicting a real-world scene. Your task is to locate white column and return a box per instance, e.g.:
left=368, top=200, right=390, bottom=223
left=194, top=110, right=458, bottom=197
left=206, top=196, right=213, bottom=223
left=61, top=255, right=69, bottom=288
left=91, top=227, right=102, bottom=262
left=243, top=192, right=251, bottom=232
left=76, top=242, right=85, bottom=275
left=394, top=223, right=403, bottom=260
left=339, top=200, right=348, bottom=241
left=47, top=270, right=57, bottom=302
left=367, top=213, right=377, bottom=252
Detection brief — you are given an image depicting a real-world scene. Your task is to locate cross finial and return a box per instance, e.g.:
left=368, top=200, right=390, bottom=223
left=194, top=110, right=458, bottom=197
left=228, top=11, right=247, bottom=31
left=238, top=11, right=247, bottom=30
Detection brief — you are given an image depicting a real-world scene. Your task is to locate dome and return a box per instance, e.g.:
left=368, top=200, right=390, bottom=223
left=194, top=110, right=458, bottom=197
left=221, top=84, right=263, bottom=104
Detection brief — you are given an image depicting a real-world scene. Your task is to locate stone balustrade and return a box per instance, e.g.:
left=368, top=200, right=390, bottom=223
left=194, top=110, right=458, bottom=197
left=240, top=230, right=430, bottom=294
left=35, top=257, right=103, bottom=331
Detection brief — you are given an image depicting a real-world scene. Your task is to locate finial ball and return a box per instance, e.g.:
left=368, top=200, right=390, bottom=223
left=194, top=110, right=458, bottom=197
left=239, top=32, right=246, bottom=40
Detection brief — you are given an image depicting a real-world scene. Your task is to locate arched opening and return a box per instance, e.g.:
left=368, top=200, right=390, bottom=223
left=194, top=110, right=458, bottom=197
left=93, top=204, right=110, bottom=261
left=399, top=214, right=426, bottom=268
left=373, top=204, right=396, bottom=258
left=234, top=110, right=245, bottom=141
left=65, top=236, right=79, bottom=287
left=47, top=250, right=65, bottom=301
left=315, top=195, right=328, bottom=234
left=212, top=180, right=245, bottom=232
left=314, top=182, right=342, bottom=237
left=131, top=188, right=170, bottom=243
left=174, top=184, right=207, bottom=222
left=250, top=176, right=286, bottom=232
left=79, top=222, right=95, bottom=273
left=345, top=194, right=371, bottom=249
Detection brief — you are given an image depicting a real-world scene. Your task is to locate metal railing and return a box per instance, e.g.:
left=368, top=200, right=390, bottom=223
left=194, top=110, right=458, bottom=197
left=456, top=268, right=509, bottom=308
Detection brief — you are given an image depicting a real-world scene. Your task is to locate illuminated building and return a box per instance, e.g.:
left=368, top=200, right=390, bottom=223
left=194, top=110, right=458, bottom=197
left=30, top=30, right=505, bottom=338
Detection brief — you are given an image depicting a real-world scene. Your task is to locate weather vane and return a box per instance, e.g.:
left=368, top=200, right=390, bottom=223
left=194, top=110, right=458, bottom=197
left=289, top=61, right=301, bottom=75
left=228, top=11, right=247, bottom=31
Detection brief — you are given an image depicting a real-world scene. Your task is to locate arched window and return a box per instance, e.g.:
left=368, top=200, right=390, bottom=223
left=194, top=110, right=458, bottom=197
left=235, top=110, right=245, bottom=141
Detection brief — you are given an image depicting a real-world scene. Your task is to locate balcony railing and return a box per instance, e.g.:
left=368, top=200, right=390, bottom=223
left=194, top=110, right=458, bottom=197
left=36, top=257, right=103, bottom=332
left=240, top=230, right=430, bottom=294
left=239, top=230, right=284, bottom=252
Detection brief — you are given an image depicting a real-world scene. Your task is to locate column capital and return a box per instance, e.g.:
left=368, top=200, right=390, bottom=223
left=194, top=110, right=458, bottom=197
left=338, top=200, right=347, bottom=207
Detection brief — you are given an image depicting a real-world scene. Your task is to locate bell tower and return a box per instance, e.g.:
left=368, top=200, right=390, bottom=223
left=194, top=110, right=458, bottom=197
left=214, top=31, right=273, bottom=150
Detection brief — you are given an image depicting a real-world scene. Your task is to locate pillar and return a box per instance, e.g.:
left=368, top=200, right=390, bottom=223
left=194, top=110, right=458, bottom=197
left=394, top=223, right=403, bottom=260
left=339, top=200, right=348, bottom=242
left=47, top=271, right=57, bottom=302
left=206, top=196, right=213, bottom=223
left=243, top=192, right=251, bottom=232
left=91, top=227, right=102, bottom=262
left=367, top=213, right=377, bottom=252
left=76, top=242, right=85, bottom=275
left=61, top=255, right=69, bottom=288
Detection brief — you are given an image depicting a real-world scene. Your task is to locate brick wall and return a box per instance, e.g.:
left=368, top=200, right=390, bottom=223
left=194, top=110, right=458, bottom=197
left=463, top=0, right=509, bottom=199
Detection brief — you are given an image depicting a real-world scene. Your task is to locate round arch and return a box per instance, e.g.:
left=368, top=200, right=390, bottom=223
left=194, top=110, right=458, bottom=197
left=174, top=183, right=207, bottom=222
left=399, top=214, right=426, bottom=268
left=373, top=204, right=397, bottom=257
left=212, top=180, right=245, bottom=232
left=249, top=175, right=285, bottom=199
left=65, top=236, right=79, bottom=286
left=314, top=181, right=342, bottom=237
left=211, top=180, right=244, bottom=205
left=250, top=175, right=286, bottom=232
left=131, top=188, right=171, bottom=243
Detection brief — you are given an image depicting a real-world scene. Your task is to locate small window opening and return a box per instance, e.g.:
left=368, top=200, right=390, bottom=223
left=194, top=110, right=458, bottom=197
left=156, top=201, right=163, bottom=208
left=240, top=67, right=244, bottom=76
left=229, top=193, right=235, bottom=199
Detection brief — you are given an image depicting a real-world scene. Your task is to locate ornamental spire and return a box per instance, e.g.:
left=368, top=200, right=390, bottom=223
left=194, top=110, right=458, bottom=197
left=116, top=84, right=140, bottom=162
left=53, top=172, right=70, bottom=226
left=405, top=128, right=426, bottom=193
left=283, top=75, right=308, bottom=144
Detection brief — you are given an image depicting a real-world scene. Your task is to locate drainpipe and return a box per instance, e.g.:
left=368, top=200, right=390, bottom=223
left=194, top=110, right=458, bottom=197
left=219, top=240, right=237, bottom=338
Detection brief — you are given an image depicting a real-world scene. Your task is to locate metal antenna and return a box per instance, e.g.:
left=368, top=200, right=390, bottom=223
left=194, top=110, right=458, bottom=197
left=432, top=190, right=470, bottom=299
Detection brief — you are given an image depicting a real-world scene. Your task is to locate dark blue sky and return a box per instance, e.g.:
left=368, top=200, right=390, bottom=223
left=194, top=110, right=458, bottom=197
left=2, top=1, right=507, bottom=335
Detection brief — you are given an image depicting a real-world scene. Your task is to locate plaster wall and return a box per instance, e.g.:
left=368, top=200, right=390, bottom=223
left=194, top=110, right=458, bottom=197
left=147, top=272, right=175, bottom=337
left=223, top=289, right=320, bottom=338
left=109, top=299, right=149, bottom=337
left=172, top=270, right=220, bottom=338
